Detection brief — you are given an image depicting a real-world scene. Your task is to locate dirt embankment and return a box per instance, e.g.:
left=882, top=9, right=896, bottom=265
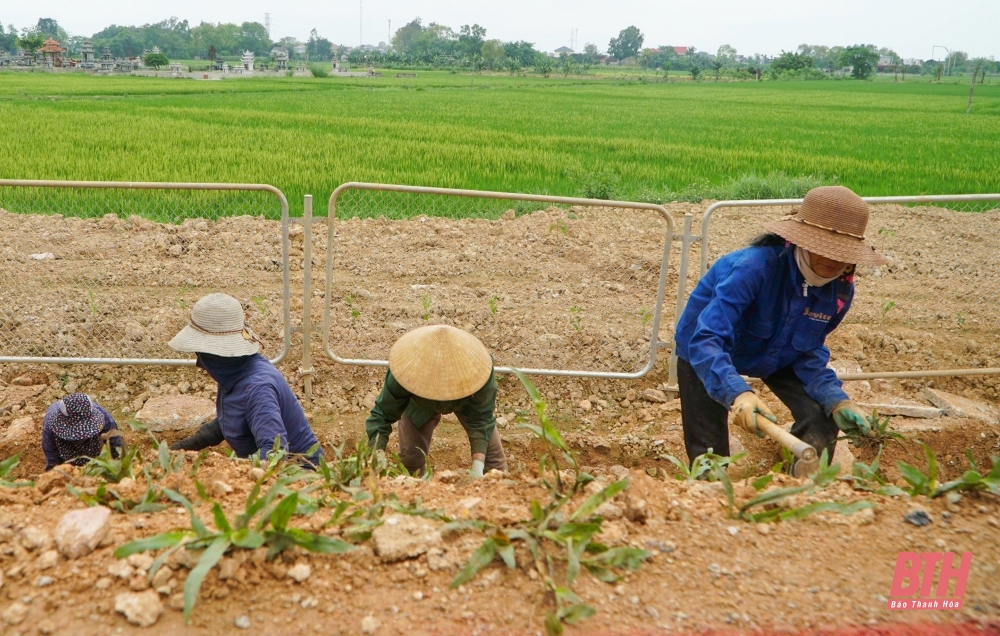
left=0, top=204, right=998, bottom=634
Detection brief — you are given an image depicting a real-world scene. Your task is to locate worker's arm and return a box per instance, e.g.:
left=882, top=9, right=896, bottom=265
left=41, top=425, right=61, bottom=471
left=244, top=383, right=290, bottom=459
left=457, top=372, right=499, bottom=459
left=686, top=261, right=766, bottom=409
left=365, top=370, right=411, bottom=451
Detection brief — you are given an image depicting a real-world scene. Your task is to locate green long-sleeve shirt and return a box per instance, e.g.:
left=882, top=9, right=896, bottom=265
left=365, top=367, right=498, bottom=457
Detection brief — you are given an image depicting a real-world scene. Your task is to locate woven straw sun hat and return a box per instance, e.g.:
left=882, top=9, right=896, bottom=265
left=388, top=325, right=493, bottom=401
left=763, top=186, right=890, bottom=266
left=50, top=393, right=103, bottom=441
left=168, top=293, right=260, bottom=357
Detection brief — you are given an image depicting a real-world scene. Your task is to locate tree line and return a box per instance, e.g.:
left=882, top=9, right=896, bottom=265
left=2, top=16, right=996, bottom=81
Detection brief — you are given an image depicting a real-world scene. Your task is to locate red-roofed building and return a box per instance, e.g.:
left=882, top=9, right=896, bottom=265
left=673, top=46, right=689, bottom=56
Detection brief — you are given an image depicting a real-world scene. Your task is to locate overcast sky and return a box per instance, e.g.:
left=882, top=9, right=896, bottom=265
left=4, top=0, right=998, bottom=60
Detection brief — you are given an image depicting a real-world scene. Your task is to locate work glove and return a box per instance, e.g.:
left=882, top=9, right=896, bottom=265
left=470, top=459, right=485, bottom=478
left=730, top=391, right=777, bottom=437
left=832, top=401, right=872, bottom=437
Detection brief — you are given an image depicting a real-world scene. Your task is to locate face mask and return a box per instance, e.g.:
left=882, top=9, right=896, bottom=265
left=795, top=246, right=843, bottom=288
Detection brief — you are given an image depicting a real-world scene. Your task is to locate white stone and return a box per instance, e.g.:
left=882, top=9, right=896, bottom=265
left=642, top=389, right=668, bottom=403
left=35, top=549, right=59, bottom=570
left=234, top=615, right=251, bottom=629
left=210, top=481, right=233, bottom=498
left=361, top=614, right=380, bottom=634
left=1, top=601, right=28, bottom=625
left=858, top=403, right=942, bottom=419
left=108, top=561, right=135, bottom=579
left=18, top=526, right=51, bottom=551
left=371, top=515, right=442, bottom=563
left=593, top=501, right=624, bottom=520
left=134, top=395, right=216, bottom=432
left=114, top=591, right=163, bottom=627
left=127, top=553, right=155, bottom=572
left=922, top=388, right=999, bottom=423
left=832, top=439, right=857, bottom=476
left=287, top=563, right=311, bottom=583
left=55, top=507, right=112, bottom=559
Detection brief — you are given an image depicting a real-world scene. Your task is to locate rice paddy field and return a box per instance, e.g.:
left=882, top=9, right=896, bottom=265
left=0, top=71, right=999, bottom=218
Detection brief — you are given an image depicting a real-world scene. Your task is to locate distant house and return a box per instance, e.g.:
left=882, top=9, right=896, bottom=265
left=877, top=55, right=895, bottom=71
left=672, top=46, right=689, bottom=56
left=903, top=58, right=922, bottom=68
left=554, top=46, right=574, bottom=55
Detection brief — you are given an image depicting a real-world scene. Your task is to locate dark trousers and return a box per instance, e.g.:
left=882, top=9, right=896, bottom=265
left=397, top=412, right=507, bottom=476
left=170, top=418, right=224, bottom=451
left=677, top=357, right=839, bottom=465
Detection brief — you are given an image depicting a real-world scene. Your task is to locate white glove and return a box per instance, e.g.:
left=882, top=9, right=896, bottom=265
left=471, top=459, right=485, bottom=478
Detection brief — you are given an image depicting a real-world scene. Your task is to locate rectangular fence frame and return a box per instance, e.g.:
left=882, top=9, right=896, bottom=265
left=322, top=182, right=679, bottom=382
left=694, top=193, right=1000, bottom=381
left=0, top=179, right=292, bottom=366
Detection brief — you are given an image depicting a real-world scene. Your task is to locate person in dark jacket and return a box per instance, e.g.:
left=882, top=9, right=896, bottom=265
left=674, top=186, right=890, bottom=465
left=365, top=325, right=507, bottom=477
left=42, top=393, right=122, bottom=470
left=167, top=293, right=321, bottom=464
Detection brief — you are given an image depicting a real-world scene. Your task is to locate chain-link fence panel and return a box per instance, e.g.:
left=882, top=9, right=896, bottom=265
left=695, top=195, right=1000, bottom=376
left=321, top=184, right=678, bottom=379
left=0, top=181, right=291, bottom=364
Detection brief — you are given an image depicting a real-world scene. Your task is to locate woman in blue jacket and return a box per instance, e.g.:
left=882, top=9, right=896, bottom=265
left=167, top=293, right=321, bottom=465
left=674, top=186, right=889, bottom=465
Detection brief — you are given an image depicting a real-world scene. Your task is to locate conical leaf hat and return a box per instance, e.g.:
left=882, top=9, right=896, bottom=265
left=388, top=325, right=492, bottom=401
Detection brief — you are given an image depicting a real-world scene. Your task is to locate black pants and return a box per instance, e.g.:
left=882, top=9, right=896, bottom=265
left=677, top=357, right=839, bottom=465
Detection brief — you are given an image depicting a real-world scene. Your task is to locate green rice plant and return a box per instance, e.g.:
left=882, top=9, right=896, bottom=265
left=843, top=409, right=906, bottom=450
left=934, top=451, right=1000, bottom=497
left=897, top=442, right=940, bottom=497
left=844, top=446, right=907, bottom=497
left=446, top=370, right=649, bottom=635
left=83, top=440, right=139, bottom=483
left=0, top=454, right=33, bottom=488
left=114, top=477, right=353, bottom=623
left=735, top=450, right=875, bottom=522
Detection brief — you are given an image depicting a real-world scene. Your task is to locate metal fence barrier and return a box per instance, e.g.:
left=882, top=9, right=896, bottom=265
left=690, top=194, right=1000, bottom=380
left=0, top=180, right=291, bottom=365
left=321, top=183, right=679, bottom=382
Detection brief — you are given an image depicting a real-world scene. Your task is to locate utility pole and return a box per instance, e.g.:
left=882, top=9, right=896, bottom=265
left=359, top=0, right=363, bottom=47
left=265, top=13, right=271, bottom=39
left=388, top=20, right=391, bottom=45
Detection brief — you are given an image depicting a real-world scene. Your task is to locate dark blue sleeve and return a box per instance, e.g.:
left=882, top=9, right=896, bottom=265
left=792, top=285, right=854, bottom=414
left=42, top=425, right=62, bottom=471
left=686, top=261, right=763, bottom=408
left=244, top=382, right=289, bottom=459
left=97, top=406, right=123, bottom=459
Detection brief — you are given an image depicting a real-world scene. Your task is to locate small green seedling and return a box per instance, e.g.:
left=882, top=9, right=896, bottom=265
left=251, top=295, right=269, bottom=317
left=421, top=293, right=432, bottom=321
left=87, top=290, right=99, bottom=316
left=569, top=305, right=583, bottom=332
left=881, top=300, right=896, bottom=323
left=0, top=454, right=33, bottom=488
left=639, top=307, right=652, bottom=326
left=344, top=294, right=360, bottom=320
left=488, top=295, right=499, bottom=315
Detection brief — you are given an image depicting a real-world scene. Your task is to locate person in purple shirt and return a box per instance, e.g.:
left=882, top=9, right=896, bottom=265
left=42, top=393, right=122, bottom=470
left=167, top=293, right=321, bottom=465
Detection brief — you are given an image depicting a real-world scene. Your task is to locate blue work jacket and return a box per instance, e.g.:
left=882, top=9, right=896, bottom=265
left=674, top=243, right=853, bottom=414
left=213, top=354, right=321, bottom=461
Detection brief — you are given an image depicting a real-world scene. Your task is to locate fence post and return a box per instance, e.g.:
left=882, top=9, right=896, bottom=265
left=667, top=212, right=694, bottom=393
left=300, top=195, right=314, bottom=399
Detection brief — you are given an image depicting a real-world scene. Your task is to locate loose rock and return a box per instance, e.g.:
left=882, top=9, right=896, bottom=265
left=133, top=395, right=216, bottom=432
left=372, top=515, right=442, bottom=563
left=287, top=563, right=312, bottom=583
left=115, top=591, right=164, bottom=627
left=642, top=389, right=668, bottom=403
left=361, top=614, right=380, bottom=634
left=1, top=601, right=28, bottom=625
left=54, top=506, right=112, bottom=559
left=234, top=615, right=251, bottom=629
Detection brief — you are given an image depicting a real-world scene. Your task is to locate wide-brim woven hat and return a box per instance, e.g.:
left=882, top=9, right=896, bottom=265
left=388, top=325, right=493, bottom=401
left=169, top=292, right=260, bottom=357
left=763, top=186, right=890, bottom=266
left=50, top=393, right=103, bottom=441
